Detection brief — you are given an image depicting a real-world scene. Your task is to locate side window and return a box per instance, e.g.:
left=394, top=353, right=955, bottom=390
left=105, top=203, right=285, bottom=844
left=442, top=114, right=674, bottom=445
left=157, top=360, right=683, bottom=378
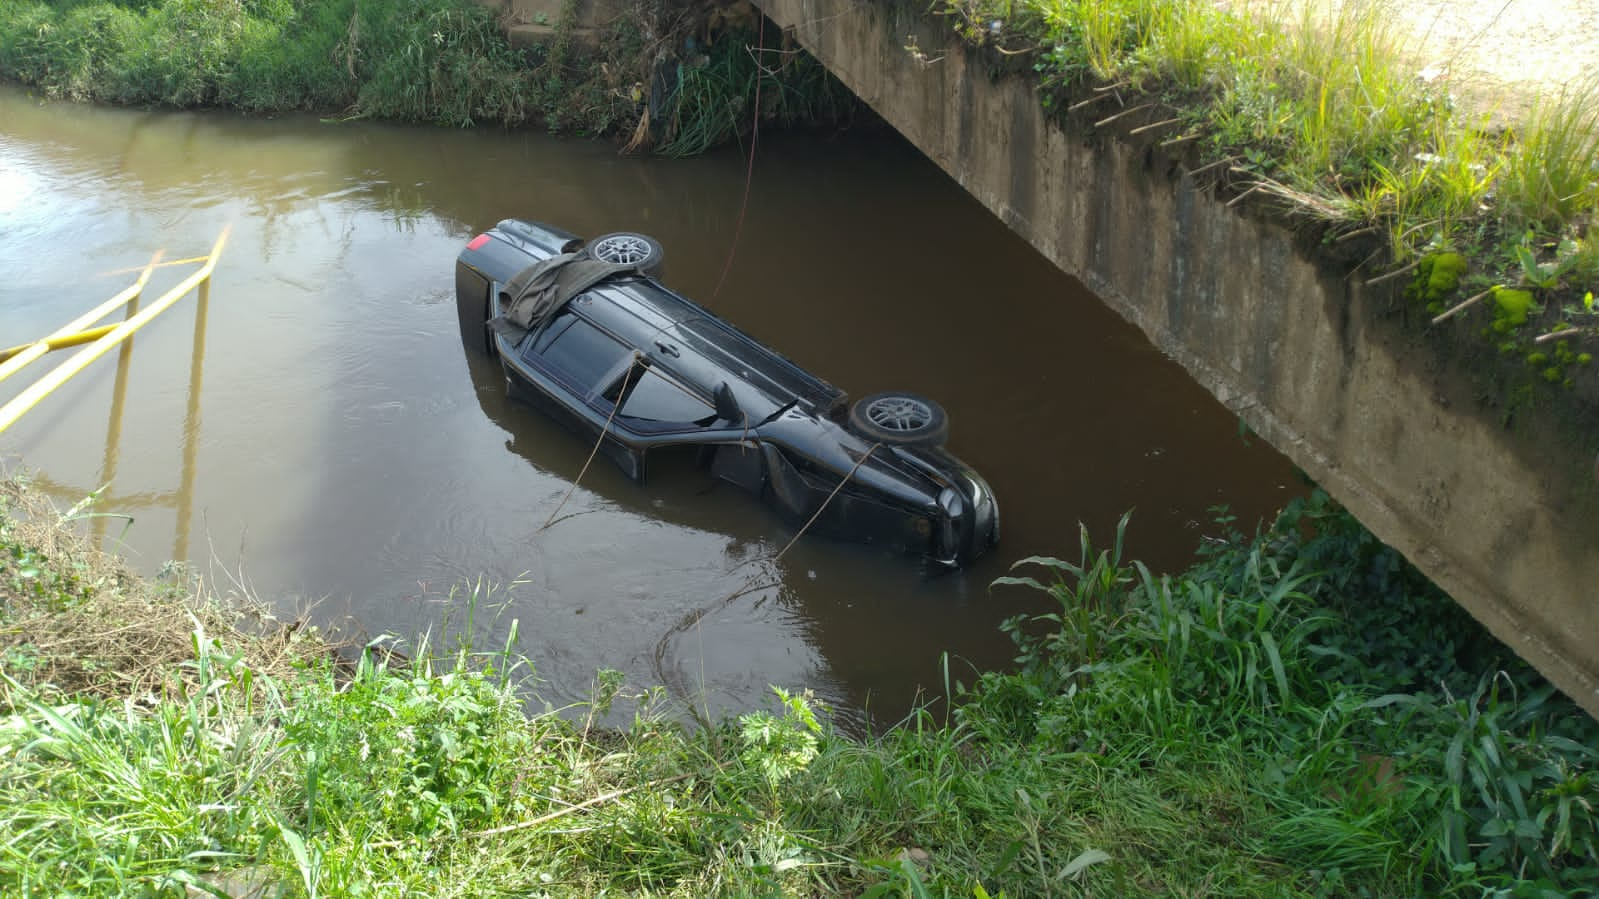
left=619, top=368, right=714, bottom=422
left=528, top=311, right=575, bottom=355
left=535, top=317, right=632, bottom=394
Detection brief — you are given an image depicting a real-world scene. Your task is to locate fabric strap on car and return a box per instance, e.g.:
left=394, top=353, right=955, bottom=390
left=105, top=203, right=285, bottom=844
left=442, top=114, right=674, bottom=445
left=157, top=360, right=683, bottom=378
left=489, top=253, right=639, bottom=340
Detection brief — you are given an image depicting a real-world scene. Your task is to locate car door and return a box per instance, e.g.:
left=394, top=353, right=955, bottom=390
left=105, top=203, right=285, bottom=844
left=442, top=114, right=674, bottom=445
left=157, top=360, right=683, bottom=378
left=523, top=309, right=635, bottom=404
left=610, top=356, right=717, bottom=431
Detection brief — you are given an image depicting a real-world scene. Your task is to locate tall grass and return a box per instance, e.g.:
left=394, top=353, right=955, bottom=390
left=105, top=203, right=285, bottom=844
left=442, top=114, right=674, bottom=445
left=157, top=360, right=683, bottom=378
left=0, top=0, right=531, bottom=126
left=1020, top=0, right=1447, bottom=206
left=0, top=0, right=857, bottom=151
left=7, top=475, right=1597, bottom=896
left=961, top=491, right=1599, bottom=895
left=959, top=0, right=1599, bottom=341
left=1499, top=77, right=1599, bottom=231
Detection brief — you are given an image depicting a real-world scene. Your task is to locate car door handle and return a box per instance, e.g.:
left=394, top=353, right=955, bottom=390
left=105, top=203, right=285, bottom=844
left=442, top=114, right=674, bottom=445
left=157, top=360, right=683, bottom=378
left=654, top=340, right=681, bottom=358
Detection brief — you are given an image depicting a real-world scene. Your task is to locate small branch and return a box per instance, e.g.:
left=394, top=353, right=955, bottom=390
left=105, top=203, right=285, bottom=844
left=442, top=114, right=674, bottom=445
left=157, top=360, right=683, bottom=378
left=1335, top=226, right=1379, bottom=243
left=1186, top=155, right=1238, bottom=177
left=1249, top=178, right=1342, bottom=218
left=1347, top=245, right=1387, bottom=280
left=1535, top=327, right=1596, bottom=344
left=1364, top=259, right=1422, bottom=286
left=1226, top=184, right=1262, bottom=207
left=1396, top=218, right=1441, bottom=244
left=1093, top=80, right=1130, bottom=92
left=369, top=773, right=695, bottom=850
left=1095, top=102, right=1153, bottom=128
left=1430, top=288, right=1494, bottom=325
left=1159, top=132, right=1199, bottom=148
left=1068, top=92, right=1115, bottom=112
left=1129, top=117, right=1182, bottom=136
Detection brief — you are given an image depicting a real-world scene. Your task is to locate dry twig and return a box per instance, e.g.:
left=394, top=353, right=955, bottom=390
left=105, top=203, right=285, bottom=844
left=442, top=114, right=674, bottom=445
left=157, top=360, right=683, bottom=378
left=1365, top=259, right=1423, bottom=286
left=1068, top=93, right=1116, bottom=112
left=1431, top=288, right=1494, bottom=324
left=1227, top=184, right=1262, bottom=207
left=1336, top=227, right=1380, bottom=243
left=1535, top=327, right=1596, bottom=344
left=1130, top=117, right=1182, bottom=136
left=1095, top=103, right=1154, bottom=128
left=1186, top=155, right=1238, bottom=178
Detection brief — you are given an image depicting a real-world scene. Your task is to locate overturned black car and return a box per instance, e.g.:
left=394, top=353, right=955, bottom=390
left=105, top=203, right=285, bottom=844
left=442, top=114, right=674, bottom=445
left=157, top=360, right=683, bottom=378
left=454, top=219, right=998, bottom=567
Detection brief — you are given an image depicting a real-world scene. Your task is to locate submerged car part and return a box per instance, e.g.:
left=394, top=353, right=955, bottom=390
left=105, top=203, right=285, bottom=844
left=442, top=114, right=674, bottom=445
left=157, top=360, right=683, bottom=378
left=455, top=219, right=999, bottom=567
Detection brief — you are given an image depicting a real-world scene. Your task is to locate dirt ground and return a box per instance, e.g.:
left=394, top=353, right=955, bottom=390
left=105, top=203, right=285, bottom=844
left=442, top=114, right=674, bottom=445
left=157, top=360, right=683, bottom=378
left=1228, top=0, right=1598, bottom=126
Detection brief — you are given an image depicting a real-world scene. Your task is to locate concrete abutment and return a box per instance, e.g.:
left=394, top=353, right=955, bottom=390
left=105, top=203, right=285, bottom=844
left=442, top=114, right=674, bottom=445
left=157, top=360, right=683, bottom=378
left=746, top=0, right=1599, bottom=716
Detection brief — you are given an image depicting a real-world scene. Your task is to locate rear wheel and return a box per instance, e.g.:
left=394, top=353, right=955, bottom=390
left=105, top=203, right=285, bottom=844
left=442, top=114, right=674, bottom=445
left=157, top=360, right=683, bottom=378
left=587, top=232, right=665, bottom=275
left=848, top=392, right=949, bottom=447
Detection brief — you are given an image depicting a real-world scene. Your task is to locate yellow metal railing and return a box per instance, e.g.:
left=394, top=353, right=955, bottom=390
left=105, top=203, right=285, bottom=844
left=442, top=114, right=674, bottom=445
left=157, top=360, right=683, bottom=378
left=0, top=229, right=228, bottom=560
left=0, top=228, right=228, bottom=433
left=0, top=255, right=160, bottom=372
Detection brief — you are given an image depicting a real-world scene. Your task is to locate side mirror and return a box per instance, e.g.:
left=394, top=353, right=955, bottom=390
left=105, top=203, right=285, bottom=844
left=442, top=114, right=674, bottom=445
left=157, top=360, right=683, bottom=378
left=713, top=382, right=742, bottom=423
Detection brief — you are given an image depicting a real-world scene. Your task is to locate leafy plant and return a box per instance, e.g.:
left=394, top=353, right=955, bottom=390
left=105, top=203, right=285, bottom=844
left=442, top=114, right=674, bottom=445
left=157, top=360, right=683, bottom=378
left=279, top=640, right=536, bottom=839
left=740, top=686, right=823, bottom=789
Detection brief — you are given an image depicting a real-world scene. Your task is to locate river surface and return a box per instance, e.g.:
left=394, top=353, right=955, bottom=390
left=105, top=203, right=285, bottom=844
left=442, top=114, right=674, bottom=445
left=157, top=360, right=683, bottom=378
left=0, top=85, right=1300, bottom=728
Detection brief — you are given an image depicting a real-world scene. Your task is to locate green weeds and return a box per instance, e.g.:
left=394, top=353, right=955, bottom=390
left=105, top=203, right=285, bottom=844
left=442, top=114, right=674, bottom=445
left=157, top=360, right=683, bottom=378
left=960, top=489, right=1599, bottom=895
left=4, top=479, right=1597, bottom=895
left=0, top=0, right=529, bottom=126
left=0, top=0, right=856, bottom=150
left=1499, top=78, right=1599, bottom=232
left=646, top=29, right=851, bottom=158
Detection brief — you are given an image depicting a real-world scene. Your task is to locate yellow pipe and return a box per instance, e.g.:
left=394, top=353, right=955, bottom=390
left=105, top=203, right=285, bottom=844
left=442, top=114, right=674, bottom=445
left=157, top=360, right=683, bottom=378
left=94, top=291, right=141, bottom=547
left=174, top=273, right=211, bottom=562
left=0, top=324, right=120, bottom=361
left=0, top=228, right=229, bottom=435
left=95, top=255, right=208, bottom=279
left=0, top=251, right=163, bottom=379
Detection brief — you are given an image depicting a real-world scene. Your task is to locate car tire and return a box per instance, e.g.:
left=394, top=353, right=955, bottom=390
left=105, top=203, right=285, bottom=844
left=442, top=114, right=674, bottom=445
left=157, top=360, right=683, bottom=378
left=847, top=392, right=950, bottom=447
left=586, top=232, right=665, bottom=275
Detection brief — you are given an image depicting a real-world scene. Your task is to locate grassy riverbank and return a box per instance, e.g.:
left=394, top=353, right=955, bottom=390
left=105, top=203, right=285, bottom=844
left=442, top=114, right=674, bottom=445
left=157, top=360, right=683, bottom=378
left=4, top=479, right=1596, bottom=896
left=0, top=0, right=535, bottom=125
left=937, top=0, right=1599, bottom=385
left=0, top=0, right=851, bottom=151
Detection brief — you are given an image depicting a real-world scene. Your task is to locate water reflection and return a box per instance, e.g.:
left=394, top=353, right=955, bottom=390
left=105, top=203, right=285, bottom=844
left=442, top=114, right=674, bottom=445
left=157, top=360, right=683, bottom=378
left=0, top=84, right=1301, bottom=726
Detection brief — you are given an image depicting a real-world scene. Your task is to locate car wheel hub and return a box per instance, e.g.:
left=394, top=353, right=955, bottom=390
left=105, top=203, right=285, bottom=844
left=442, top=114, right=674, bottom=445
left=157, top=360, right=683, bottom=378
left=865, top=396, right=932, bottom=432
left=591, top=235, right=653, bottom=265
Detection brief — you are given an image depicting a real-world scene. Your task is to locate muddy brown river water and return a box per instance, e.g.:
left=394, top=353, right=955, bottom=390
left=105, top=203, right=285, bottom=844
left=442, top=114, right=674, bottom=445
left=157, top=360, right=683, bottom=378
left=0, top=85, right=1300, bottom=728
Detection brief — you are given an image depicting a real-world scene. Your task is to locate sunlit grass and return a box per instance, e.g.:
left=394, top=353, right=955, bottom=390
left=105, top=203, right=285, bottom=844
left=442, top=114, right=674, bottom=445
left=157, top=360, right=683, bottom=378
left=1499, top=76, right=1599, bottom=231
left=959, top=0, right=1599, bottom=342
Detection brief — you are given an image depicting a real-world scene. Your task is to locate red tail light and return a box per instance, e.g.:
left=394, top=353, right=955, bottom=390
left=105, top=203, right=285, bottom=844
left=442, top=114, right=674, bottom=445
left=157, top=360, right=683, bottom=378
left=466, top=233, right=491, bottom=251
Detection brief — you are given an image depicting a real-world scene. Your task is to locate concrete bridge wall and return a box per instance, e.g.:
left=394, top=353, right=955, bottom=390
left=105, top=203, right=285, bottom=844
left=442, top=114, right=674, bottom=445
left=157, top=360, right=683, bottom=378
left=748, top=0, right=1599, bottom=715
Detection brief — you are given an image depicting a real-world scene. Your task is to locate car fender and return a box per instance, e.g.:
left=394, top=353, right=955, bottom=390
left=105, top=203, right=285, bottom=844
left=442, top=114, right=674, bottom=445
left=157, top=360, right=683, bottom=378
left=756, top=412, right=938, bottom=512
